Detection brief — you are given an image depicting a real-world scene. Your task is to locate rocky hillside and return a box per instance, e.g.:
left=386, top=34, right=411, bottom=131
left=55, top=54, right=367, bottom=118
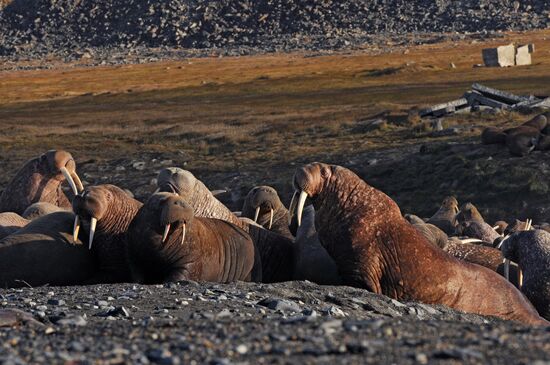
left=0, top=0, right=549, bottom=58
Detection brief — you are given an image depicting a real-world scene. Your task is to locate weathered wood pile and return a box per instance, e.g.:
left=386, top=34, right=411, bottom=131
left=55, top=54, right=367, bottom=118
left=419, top=83, right=550, bottom=119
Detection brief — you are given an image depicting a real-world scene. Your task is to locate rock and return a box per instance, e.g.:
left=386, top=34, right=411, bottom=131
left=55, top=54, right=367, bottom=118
left=56, top=315, right=88, bottom=326
left=0, top=309, right=43, bottom=327
left=257, top=298, right=301, bottom=313
left=46, top=299, right=66, bottom=306
left=146, top=349, right=180, bottom=365
left=95, top=306, right=131, bottom=318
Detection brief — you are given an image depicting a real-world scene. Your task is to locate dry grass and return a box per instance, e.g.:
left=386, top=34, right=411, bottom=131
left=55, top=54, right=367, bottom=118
left=0, top=30, right=550, bottom=203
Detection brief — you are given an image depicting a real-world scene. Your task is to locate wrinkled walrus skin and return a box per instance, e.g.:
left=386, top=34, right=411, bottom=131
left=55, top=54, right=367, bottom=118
left=501, top=230, right=550, bottom=320
left=127, top=193, right=255, bottom=284
left=292, top=162, right=548, bottom=326
left=0, top=212, right=96, bottom=288
left=0, top=150, right=83, bottom=215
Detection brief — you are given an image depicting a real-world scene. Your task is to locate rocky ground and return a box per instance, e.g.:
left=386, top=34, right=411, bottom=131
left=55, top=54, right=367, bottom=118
left=1, top=281, right=550, bottom=364
left=0, top=0, right=549, bottom=65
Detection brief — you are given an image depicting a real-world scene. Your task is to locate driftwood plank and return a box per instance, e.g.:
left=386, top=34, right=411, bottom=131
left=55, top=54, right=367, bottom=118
left=471, top=83, right=529, bottom=104
left=419, top=98, right=469, bottom=117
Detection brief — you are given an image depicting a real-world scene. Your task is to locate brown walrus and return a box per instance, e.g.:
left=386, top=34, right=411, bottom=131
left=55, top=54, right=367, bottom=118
left=406, top=214, right=448, bottom=249
left=157, top=167, right=293, bottom=283
left=22, top=202, right=67, bottom=220
left=455, top=202, right=485, bottom=225
left=426, top=196, right=459, bottom=235
left=0, top=212, right=96, bottom=288
left=0, top=212, right=29, bottom=240
left=241, top=186, right=293, bottom=239
left=505, top=126, right=540, bottom=157
left=522, top=114, right=548, bottom=131
left=127, top=193, right=256, bottom=284
left=481, top=127, right=507, bottom=145
left=501, top=230, right=550, bottom=320
left=72, top=184, right=142, bottom=283
left=0, top=150, right=84, bottom=215
left=292, top=162, right=547, bottom=325
left=457, top=221, right=500, bottom=246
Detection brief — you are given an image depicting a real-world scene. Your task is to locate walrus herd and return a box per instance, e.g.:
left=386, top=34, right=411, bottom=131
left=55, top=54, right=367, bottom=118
left=0, top=150, right=549, bottom=326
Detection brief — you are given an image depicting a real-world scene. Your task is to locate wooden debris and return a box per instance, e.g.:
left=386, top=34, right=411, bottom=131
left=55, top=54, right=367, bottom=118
left=417, top=83, right=549, bottom=119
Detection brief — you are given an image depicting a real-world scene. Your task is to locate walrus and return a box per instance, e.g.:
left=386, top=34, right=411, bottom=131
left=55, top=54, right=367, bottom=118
left=157, top=168, right=294, bottom=283
left=455, top=202, right=485, bottom=225
left=0, top=212, right=96, bottom=288
left=457, top=220, right=500, bottom=246
left=72, top=184, right=142, bottom=283
left=505, top=219, right=532, bottom=236
left=22, top=202, right=68, bottom=220
left=127, top=193, right=256, bottom=284
left=522, top=114, right=548, bottom=131
left=493, top=221, right=508, bottom=236
left=406, top=214, right=448, bottom=249
left=291, top=204, right=341, bottom=285
left=241, top=186, right=293, bottom=239
left=501, top=230, right=550, bottom=320
left=292, top=162, right=547, bottom=325
left=426, top=196, right=459, bottom=235
left=0, top=150, right=84, bottom=215
left=0, top=212, right=29, bottom=240
left=481, top=127, right=507, bottom=145
left=505, top=126, right=540, bottom=157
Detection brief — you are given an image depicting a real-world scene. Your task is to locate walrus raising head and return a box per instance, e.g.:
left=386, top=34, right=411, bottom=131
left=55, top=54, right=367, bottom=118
left=242, top=186, right=292, bottom=238
left=290, top=162, right=547, bottom=325
left=426, top=196, right=459, bottom=235
left=0, top=150, right=84, bottom=215
left=127, top=193, right=255, bottom=284
left=456, top=202, right=485, bottom=224
left=72, top=184, right=142, bottom=283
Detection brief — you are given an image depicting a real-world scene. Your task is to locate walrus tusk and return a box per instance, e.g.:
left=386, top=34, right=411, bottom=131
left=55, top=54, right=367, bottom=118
left=89, top=217, right=97, bottom=250
left=254, top=207, right=260, bottom=223
left=153, top=188, right=160, bottom=194
left=288, top=191, right=298, bottom=218
left=496, top=235, right=510, bottom=250
left=296, top=190, right=308, bottom=227
left=162, top=224, right=171, bottom=243
left=181, top=224, right=186, bottom=246
left=525, top=219, right=532, bottom=231
left=73, top=215, right=81, bottom=243
left=72, top=172, right=84, bottom=192
left=460, top=238, right=484, bottom=244
left=60, top=167, right=79, bottom=195
left=503, top=259, right=510, bottom=281
left=518, top=268, right=524, bottom=289
left=268, top=209, right=274, bottom=230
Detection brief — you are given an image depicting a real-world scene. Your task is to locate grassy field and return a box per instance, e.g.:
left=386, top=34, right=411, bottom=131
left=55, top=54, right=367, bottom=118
left=1, top=30, right=550, bottom=219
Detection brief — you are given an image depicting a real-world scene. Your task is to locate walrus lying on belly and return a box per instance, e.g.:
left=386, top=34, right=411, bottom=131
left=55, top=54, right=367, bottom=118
left=291, top=162, right=548, bottom=326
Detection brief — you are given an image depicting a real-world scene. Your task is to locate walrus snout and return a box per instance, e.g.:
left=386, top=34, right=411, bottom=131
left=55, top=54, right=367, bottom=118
left=72, top=186, right=110, bottom=249
left=156, top=194, right=194, bottom=246
left=243, top=186, right=278, bottom=228
left=43, top=150, right=84, bottom=196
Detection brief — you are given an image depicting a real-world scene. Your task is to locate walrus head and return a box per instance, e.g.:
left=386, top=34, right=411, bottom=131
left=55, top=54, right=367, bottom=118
left=157, top=167, right=196, bottom=197
left=147, top=193, right=194, bottom=246
left=456, top=202, right=484, bottom=224
left=440, top=196, right=459, bottom=214
left=39, top=150, right=84, bottom=196
left=242, top=186, right=282, bottom=229
left=289, top=162, right=335, bottom=226
left=72, top=185, right=112, bottom=249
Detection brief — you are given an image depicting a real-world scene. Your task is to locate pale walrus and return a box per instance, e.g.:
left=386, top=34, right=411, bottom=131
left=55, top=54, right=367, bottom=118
left=127, top=193, right=256, bottom=284
left=426, top=196, right=459, bottom=235
left=241, top=186, right=293, bottom=239
left=72, top=184, right=142, bottom=283
left=0, top=212, right=96, bottom=288
left=156, top=167, right=294, bottom=283
left=405, top=214, right=448, bottom=249
left=501, top=230, right=550, bottom=320
left=22, top=202, right=68, bottom=220
left=0, top=212, right=29, bottom=240
left=292, top=162, right=547, bottom=325
left=0, top=150, right=84, bottom=215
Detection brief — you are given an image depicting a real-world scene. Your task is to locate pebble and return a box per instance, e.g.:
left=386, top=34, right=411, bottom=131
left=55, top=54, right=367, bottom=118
left=257, top=298, right=301, bottom=313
